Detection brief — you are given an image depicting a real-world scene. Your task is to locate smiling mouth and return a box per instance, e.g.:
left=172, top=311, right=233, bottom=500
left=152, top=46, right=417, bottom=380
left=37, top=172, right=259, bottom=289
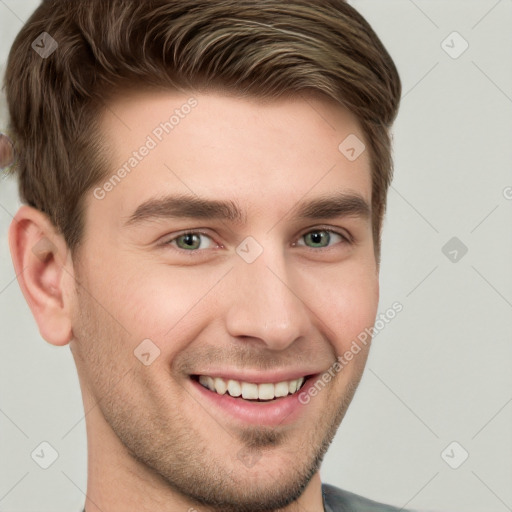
left=191, top=375, right=310, bottom=401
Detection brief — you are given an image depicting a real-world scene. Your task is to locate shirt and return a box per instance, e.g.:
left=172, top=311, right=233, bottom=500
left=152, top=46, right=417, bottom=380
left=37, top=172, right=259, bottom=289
left=322, top=483, right=417, bottom=511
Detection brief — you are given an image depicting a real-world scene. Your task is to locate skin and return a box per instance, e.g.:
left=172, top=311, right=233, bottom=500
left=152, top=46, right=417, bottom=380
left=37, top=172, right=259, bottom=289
left=9, top=90, right=379, bottom=512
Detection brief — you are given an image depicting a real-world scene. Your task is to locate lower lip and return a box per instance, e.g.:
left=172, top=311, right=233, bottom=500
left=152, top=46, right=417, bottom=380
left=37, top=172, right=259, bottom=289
left=190, top=376, right=317, bottom=427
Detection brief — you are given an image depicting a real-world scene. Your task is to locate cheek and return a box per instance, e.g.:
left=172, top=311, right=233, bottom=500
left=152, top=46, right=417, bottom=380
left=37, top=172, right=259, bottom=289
left=311, top=261, right=379, bottom=353
left=99, top=260, right=224, bottom=344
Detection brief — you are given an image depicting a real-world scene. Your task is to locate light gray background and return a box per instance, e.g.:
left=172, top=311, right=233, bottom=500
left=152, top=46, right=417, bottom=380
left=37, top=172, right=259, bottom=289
left=1, top=1, right=511, bottom=511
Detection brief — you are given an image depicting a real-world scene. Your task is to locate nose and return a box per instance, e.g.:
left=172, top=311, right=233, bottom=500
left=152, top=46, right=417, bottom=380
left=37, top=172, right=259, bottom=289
left=224, top=243, right=311, bottom=351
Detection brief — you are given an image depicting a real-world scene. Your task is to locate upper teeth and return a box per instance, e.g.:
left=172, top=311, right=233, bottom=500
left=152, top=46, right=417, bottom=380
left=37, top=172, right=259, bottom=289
left=198, top=375, right=306, bottom=400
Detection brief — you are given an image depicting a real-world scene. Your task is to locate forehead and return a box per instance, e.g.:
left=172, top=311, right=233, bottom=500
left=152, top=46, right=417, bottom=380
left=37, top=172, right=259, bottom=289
left=87, top=89, right=372, bottom=229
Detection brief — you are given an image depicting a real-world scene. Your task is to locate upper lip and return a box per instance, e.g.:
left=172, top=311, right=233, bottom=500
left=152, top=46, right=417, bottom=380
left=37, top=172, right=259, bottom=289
left=191, top=369, right=321, bottom=384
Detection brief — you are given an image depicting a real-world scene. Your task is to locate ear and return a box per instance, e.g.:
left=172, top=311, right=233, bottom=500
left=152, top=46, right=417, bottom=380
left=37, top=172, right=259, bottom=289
left=8, top=205, right=76, bottom=346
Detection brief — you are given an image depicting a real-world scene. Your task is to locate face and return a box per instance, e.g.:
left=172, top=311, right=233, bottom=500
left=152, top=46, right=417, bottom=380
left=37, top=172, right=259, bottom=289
left=70, top=90, right=379, bottom=511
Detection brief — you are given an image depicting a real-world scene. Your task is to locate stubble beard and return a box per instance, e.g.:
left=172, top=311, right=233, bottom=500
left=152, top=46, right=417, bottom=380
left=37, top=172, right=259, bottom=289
left=72, top=282, right=364, bottom=512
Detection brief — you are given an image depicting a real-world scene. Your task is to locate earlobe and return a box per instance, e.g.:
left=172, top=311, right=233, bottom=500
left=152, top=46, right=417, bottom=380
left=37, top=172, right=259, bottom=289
left=8, top=205, right=75, bottom=346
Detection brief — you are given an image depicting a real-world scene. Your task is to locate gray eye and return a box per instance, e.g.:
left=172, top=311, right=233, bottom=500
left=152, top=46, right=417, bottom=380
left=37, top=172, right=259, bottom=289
left=297, top=230, right=344, bottom=248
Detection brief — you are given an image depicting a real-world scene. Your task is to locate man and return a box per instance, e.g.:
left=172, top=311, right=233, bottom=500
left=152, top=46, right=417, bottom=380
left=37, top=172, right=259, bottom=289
left=4, top=0, right=406, bottom=510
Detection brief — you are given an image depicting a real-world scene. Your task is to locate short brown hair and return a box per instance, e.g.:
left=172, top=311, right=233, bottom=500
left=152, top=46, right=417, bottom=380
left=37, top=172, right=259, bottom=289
left=3, top=0, right=400, bottom=261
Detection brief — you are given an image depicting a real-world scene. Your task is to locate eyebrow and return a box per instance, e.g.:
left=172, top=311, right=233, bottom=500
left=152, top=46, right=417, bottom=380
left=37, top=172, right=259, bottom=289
left=122, top=192, right=371, bottom=228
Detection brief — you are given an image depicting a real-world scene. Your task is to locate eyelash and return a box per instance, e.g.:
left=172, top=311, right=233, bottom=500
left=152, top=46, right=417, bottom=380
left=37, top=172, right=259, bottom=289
left=160, top=227, right=353, bottom=254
